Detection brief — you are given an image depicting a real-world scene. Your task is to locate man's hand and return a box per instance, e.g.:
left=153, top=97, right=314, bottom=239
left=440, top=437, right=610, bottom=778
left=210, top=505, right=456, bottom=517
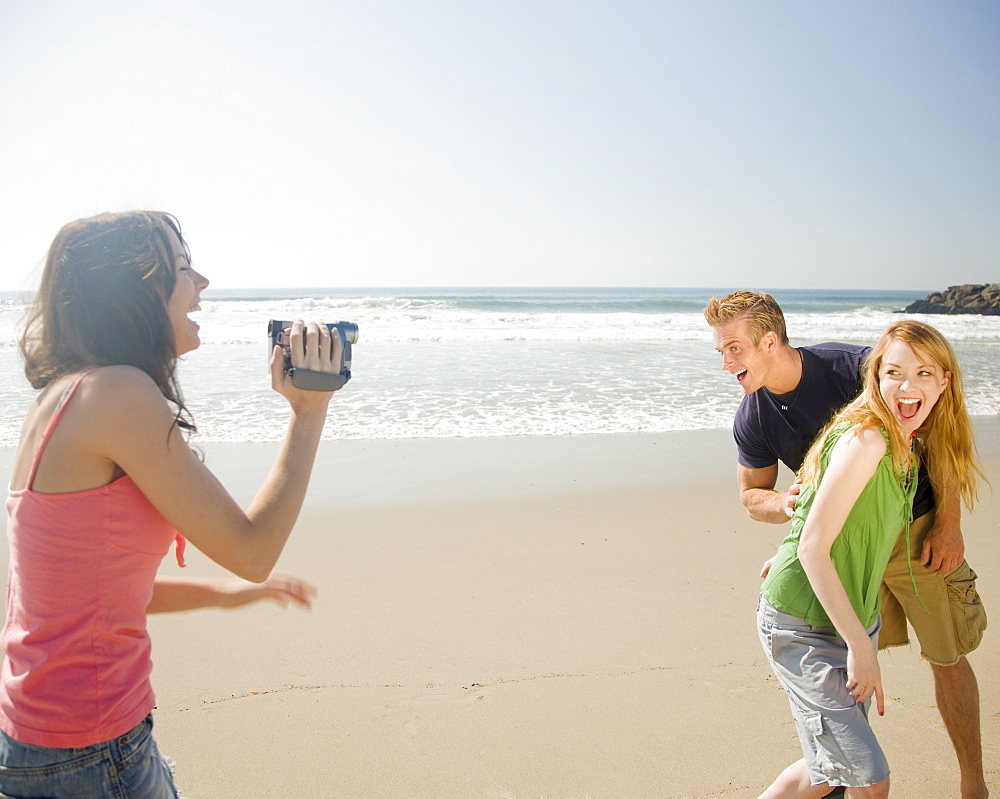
left=783, top=479, right=803, bottom=518
left=738, top=463, right=800, bottom=524
left=921, top=517, right=965, bottom=573
left=920, top=488, right=965, bottom=573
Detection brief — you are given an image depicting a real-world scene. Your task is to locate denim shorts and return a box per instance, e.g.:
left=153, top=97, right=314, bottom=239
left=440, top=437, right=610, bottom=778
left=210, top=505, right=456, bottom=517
left=0, top=714, right=179, bottom=798
left=758, top=597, right=889, bottom=789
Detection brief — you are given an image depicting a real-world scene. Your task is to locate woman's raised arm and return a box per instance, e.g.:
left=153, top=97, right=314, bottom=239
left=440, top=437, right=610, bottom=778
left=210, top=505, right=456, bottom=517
left=89, top=323, right=342, bottom=582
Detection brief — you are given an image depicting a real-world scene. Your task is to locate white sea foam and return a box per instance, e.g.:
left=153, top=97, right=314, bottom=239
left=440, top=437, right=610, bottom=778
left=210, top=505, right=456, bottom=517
left=2, top=288, right=997, bottom=445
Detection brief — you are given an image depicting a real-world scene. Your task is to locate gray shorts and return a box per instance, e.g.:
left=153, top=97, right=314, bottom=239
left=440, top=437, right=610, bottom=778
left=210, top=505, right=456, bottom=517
left=757, top=597, right=889, bottom=789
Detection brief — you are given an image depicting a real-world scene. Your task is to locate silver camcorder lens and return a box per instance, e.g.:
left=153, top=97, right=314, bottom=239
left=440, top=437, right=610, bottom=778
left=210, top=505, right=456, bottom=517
left=339, top=322, right=359, bottom=344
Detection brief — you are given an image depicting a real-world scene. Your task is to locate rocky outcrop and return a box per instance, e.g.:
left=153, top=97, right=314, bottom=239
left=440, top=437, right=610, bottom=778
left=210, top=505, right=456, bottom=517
left=904, top=283, right=1000, bottom=315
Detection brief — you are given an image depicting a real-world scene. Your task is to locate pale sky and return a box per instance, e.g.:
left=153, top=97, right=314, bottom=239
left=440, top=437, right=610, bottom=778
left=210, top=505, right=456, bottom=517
left=1, top=0, right=997, bottom=290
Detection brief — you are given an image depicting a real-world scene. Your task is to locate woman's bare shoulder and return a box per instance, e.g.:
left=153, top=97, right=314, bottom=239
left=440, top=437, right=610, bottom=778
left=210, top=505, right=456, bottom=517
left=79, top=364, right=158, bottom=389
left=835, top=422, right=889, bottom=459
left=12, top=367, right=176, bottom=492
left=71, top=366, right=175, bottom=431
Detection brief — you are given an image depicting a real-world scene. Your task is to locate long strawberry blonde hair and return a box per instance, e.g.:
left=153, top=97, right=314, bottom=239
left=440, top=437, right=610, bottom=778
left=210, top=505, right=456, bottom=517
left=800, top=320, right=982, bottom=509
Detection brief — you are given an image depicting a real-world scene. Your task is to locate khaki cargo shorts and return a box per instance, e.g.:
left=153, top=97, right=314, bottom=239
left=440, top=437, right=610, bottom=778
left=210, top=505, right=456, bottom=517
left=879, top=510, right=988, bottom=666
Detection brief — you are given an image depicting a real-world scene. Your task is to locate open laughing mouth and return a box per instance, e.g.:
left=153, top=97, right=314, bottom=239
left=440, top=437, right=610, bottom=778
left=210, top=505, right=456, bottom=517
left=736, top=369, right=747, bottom=383
left=897, top=397, right=921, bottom=420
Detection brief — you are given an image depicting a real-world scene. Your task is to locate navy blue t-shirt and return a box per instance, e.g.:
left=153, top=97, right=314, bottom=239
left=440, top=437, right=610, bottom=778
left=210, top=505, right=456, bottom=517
left=733, top=342, right=934, bottom=518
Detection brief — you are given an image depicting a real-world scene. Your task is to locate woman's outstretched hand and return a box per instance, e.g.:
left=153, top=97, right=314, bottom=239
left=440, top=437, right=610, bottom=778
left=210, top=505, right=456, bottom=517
left=220, top=573, right=318, bottom=610
left=148, top=574, right=318, bottom=612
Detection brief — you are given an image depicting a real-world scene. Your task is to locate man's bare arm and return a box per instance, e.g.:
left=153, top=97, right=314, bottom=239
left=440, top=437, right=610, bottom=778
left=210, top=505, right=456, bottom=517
left=738, top=463, right=797, bottom=524
left=921, top=485, right=966, bottom=573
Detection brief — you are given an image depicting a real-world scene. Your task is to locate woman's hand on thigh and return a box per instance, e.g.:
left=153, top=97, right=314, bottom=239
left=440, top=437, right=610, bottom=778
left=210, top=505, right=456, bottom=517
left=846, top=645, right=884, bottom=716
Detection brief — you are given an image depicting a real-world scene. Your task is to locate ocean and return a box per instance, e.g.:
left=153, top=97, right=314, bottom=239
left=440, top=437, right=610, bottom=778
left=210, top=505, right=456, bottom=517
left=1, top=287, right=998, bottom=445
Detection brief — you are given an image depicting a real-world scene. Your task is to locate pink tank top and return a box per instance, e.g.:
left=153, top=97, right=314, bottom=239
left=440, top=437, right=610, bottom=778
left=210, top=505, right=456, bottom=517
left=1, top=371, right=186, bottom=747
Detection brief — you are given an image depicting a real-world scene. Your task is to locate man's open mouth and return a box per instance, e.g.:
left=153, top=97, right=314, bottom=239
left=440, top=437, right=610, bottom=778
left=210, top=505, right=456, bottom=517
left=736, top=369, right=747, bottom=383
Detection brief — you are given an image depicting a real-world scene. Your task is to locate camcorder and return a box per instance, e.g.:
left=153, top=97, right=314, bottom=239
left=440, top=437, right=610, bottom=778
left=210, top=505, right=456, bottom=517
left=268, top=319, right=359, bottom=392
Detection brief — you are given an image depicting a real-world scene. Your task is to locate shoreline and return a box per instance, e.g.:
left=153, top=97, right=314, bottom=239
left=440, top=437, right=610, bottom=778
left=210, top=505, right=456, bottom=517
left=196, top=425, right=744, bottom=508
left=4, top=413, right=992, bottom=508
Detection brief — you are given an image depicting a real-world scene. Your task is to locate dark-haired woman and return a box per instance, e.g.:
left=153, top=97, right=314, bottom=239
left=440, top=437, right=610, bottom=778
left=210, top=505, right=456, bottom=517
left=1, top=212, right=340, bottom=797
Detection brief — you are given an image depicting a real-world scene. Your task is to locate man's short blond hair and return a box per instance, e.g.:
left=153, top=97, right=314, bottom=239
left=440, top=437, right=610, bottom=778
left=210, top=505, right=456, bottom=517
left=703, top=290, right=789, bottom=345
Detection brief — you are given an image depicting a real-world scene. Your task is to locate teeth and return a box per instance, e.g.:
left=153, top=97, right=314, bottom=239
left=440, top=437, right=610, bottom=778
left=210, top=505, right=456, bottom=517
left=898, top=398, right=919, bottom=404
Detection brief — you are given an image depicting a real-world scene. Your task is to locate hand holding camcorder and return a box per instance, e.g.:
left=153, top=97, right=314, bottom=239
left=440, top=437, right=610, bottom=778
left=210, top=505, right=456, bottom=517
left=268, top=319, right=359, bottom=392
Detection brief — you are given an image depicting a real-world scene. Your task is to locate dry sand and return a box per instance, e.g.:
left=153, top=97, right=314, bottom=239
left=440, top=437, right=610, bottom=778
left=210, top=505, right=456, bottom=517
left=2, top=421, right=998, bottom=797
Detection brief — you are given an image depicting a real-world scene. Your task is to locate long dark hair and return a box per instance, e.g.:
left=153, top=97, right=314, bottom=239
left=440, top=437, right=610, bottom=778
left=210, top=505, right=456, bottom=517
left=20, top=211, right=196, bottom=432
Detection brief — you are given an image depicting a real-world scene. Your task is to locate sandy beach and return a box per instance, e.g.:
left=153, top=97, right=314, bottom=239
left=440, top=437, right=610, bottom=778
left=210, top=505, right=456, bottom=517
left=2, top=420, right=997, bottom=797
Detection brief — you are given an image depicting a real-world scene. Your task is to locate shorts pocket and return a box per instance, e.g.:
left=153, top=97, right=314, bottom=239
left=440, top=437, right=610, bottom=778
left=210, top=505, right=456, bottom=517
left=796, top=707, right=847, bottom=779
left=114, top=717, right=178, bottom=798
left=0, top=746, right=107, bottom=795
left=796, top=704, right=865, bottom=784
left=803, top=710, right=824, bottom=737
left=945, top=562, right=987, bottom=654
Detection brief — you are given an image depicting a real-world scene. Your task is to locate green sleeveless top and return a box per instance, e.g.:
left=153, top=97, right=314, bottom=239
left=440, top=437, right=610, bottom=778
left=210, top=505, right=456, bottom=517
left=761, top=423, right=916, bottom=629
